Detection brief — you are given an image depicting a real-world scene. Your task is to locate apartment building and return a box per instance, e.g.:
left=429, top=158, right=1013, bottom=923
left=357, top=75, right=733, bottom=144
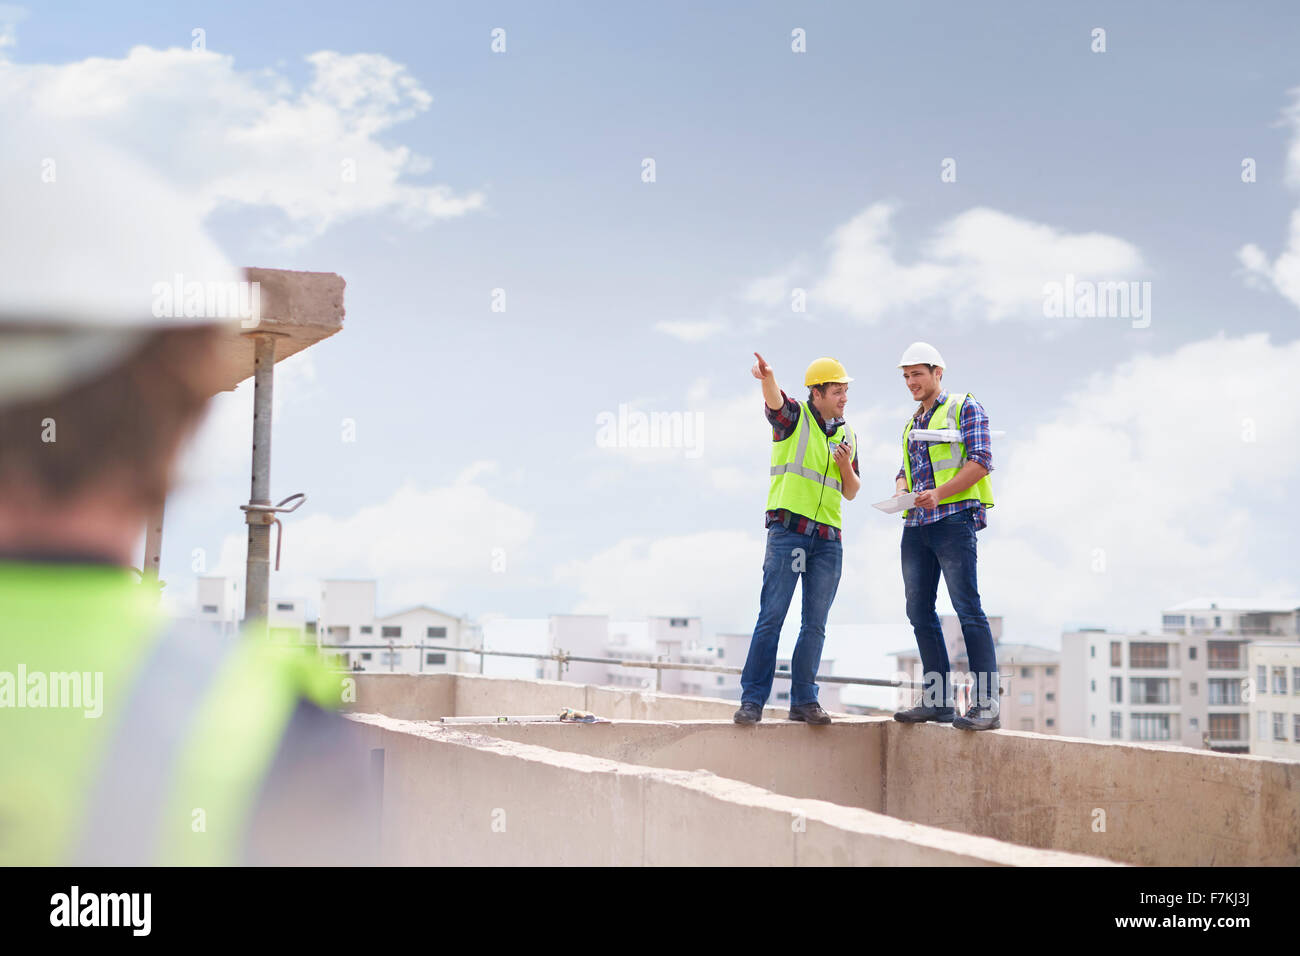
left=318, top=579, right=475, bottom=674
left=1060, top=598, right=1300, bottom=753
left=1248, top=642, right=1300, bottom=760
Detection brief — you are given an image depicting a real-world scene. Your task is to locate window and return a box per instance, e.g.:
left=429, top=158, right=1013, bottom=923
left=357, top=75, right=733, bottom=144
left=360, top=652, right=372, bottom=661
left=1110, top=712, right=1122, bottom=739
left=1214, top=616, right=1222, bottom=628
left=1189, top=682, right=1197, bottom=695
left=716, top=676, right=724, bottom=685
left=1019, top=692, right=1034, bottom=705
left=1294, top=667, right=1300, bottom=694
left=1294, top=714, right=1300, bottom=742
left=1020, top=667, right=1030, bottom=678
left=1258, top=712, right=1268, bottom=740
left=382, top=651, right=401, bottom=667
left=1090, top=714, right=1096, bottom=727
left=1130, top=678, right=1175, bottom=705
left=1110, top=677, right=1123, bottom=703
left=1090, top=645, right=1096, bottom=658
left=1045, top=692, right=1055, bottom=701
left=382, top=625, right=401, bottom=639
left=1188, top=646, right=1197, bottom=660
left=1090, top=679, right=1096, bottom=692
left=1272, top=667, right=1288, bottom=695
left=1257, top=665, right=1267, bottom=694
left=276, top=602, right=294, bottom=611
left=427, top=626, right=447, bottom=639
left=1273, top=713, right=1287, bottom=741
left=1162, top=614, right=1186, bottom=630
left=1209, top=713, right=1242, bottom=741
left=669, top=617, right=689, bottom=627
left=1189, top=717, right=1198, bottom=730
left=776, top=692, right=789, bottom=701
left=717, top=648, right=724, bottom=658
left=1019, top=718, right=1034, bottom=731
left=1130, top=713, right=1173, bottom=741
left=1045, top=718, right=1054, bottom=727
left=202, top=604, right=219, bottom=613
left=425, top=653, right=446, bottom=666
left=1110, top=642, right=1122, bottom=667
left=1206, top=642, right=1241, bottom=670
left=1045, top=666, right=1055, bottom=676
left=360, top=626, right=372, bottom=635
left=1129, top=643, right=1169, bottom=669
left=1208, top=678, right=1242, bottom=705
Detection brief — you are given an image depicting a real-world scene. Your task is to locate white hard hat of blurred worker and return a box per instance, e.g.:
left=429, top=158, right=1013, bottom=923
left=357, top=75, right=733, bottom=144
left=0, top=115, right=245, bottom=406
left=896, top=342, right=946, bottom=369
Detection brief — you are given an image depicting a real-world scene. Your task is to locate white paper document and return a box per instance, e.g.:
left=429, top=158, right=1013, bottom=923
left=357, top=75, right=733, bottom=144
left=872, top=493, right=916, bottom=514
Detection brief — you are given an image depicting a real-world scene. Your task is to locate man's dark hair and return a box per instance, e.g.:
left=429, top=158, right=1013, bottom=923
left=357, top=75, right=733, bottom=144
left=0, top=325, right=222, bottom=512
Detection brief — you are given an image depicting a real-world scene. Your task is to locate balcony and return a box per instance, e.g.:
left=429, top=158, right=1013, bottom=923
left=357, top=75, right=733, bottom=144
left=344, top=673, right=1300, bottom=867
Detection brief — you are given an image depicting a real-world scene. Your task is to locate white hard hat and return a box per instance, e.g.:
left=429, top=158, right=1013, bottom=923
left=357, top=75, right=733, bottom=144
left=897, top=342, right=946, bottom=369
left=0, top=114, right=245, bottom=405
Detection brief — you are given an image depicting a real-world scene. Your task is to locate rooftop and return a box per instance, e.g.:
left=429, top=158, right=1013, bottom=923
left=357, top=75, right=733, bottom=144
left=344, top=672, right=1300, bottom=866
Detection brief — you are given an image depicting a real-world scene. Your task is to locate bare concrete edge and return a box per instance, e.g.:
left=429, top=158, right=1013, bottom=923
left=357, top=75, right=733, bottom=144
left=347, top=712, right=1124, bottom=867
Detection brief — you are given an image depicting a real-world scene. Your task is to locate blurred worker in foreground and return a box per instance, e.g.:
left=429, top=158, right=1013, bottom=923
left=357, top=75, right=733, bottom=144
left=734, top=353, right=860, bottom=726
left=890, top=343, right=999, bottom=731
left=0, top=121, right=377, bottom=864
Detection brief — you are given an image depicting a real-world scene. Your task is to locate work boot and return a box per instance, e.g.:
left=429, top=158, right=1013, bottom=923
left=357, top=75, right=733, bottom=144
left=733, top=702, right=763, bottom=725
left=893, top=698, right=956, bottom=723
left=952, top=700, right=1001, bottom=731
left=788, top=701, right=832, bottom=724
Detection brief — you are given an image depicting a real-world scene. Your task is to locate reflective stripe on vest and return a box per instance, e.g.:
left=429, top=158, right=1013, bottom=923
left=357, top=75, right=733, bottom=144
left=73, top=623, right=239, bottom=865
left=767, top=402, right=855, bottom=528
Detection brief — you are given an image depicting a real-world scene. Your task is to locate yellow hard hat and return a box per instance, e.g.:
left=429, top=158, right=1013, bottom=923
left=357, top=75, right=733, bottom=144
left=804, top=357, right=854, bottom=387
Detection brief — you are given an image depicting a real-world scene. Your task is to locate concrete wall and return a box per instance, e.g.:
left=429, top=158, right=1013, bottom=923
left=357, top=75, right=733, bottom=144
left=346, top=672, right=1300, bottom=866
left=349, top=672, right=789, bottom=722
left=479, top=719, right=886, bottom=812
left=348, top=714, right=1115, bottom=866
left=883, top=721, right=1300, bottom=866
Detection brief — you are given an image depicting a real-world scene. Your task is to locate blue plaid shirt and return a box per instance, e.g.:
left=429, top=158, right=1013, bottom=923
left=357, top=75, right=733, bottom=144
left=894, top=390, right=993, bottom=530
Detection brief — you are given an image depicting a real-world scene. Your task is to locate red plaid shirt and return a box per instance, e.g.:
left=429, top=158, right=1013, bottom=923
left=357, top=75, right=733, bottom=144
left=764, top=389, right=860, bottom=541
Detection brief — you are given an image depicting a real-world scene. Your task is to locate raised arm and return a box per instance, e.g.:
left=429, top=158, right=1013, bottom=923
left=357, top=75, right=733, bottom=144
left=752, top=352, right=782, bottom=410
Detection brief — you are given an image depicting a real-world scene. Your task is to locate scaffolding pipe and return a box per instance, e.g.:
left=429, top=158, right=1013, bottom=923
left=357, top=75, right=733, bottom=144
left=243, top=333, right=276, bottom=628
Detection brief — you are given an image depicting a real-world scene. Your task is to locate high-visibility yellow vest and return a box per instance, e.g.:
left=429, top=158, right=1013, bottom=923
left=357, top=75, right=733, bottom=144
left=902, top=392, right=994, bottom=518
left=765, top=402, right=856, bottom=530
left=0, top=561, right=359, bottom=865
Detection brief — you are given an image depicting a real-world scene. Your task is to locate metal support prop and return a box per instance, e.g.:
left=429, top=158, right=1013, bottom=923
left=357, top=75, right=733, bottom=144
left=243, top=333, right=276, bottom=629
left=140, top=501, right=165, bottom=600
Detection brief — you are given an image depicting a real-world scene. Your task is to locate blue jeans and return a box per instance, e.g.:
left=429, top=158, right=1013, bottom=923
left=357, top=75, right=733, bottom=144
left=901, top=508, right=998, bottom=710
left=740, top=523, right=842, bottom=707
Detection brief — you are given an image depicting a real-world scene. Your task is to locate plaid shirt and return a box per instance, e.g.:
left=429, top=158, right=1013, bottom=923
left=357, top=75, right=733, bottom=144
left=894, top=390, right=993, bottom=531
left=764, top=389, right=860, bottom=541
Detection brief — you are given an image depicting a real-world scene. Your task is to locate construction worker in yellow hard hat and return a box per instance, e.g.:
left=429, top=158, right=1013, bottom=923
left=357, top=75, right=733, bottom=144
left=889, top=342, right=1000, bottom=731
left=0, top=115, right=377, bottom=864
left=734, top=353, right=860, bottom=726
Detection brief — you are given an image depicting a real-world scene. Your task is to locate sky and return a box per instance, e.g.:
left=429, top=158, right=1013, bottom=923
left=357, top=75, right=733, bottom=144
left=5, top=1, right=1300, bottom=706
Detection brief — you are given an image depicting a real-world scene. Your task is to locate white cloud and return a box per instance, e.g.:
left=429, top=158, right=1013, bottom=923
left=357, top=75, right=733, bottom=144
left=653, top=318, right=728, bottom=342
left=206, top=477, right=536, bottom=613
left=0, top=44, right=483, bottom=247
left=1237, top=88, right=1300, bottom=311
left=747, top=201, right=1144, bottom=324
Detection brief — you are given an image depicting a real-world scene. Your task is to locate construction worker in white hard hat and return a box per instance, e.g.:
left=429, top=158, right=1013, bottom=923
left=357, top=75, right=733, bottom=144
left=889, top=342, right=1000, bottom=731
left=0, top=117, right=376, bottom=864
left=734, top=353, right=860, bottom=725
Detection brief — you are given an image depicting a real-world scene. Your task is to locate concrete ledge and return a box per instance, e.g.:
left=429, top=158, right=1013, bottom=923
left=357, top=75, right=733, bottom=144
left=348, top=713, right=1119, bottom=867
left=884, top=721, right=1300, bottom=866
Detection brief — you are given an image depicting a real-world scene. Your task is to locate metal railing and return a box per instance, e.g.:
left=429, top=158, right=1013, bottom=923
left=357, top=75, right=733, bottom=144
left=310, top=642, right=927, bottom=693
